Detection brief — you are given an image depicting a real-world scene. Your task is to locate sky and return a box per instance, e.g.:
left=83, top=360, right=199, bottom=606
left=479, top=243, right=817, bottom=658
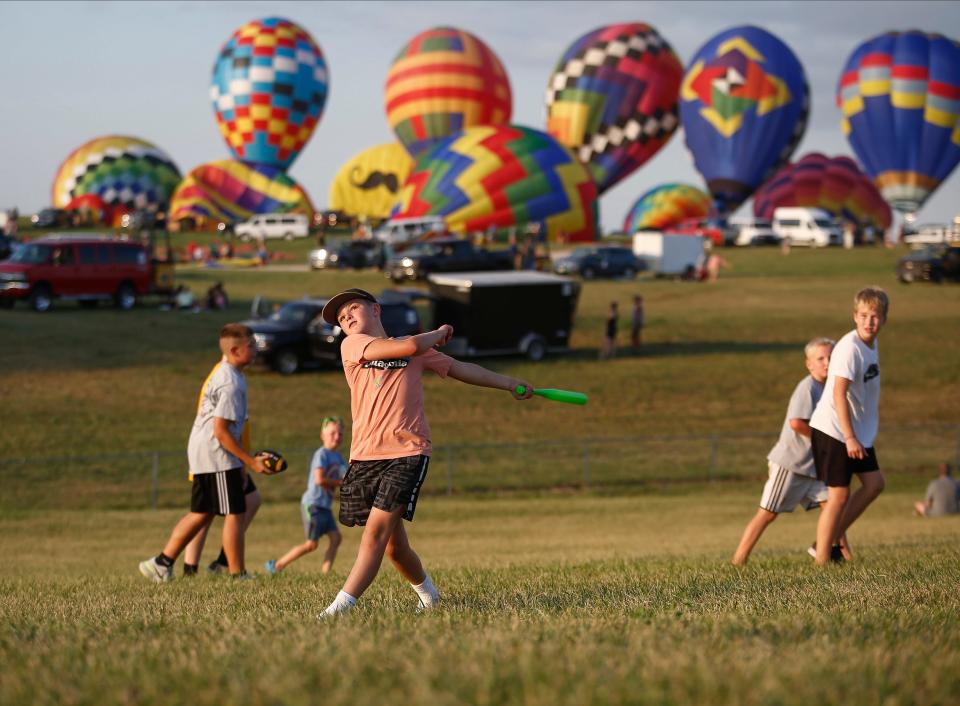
left=2, top=0, right=959, bottom=233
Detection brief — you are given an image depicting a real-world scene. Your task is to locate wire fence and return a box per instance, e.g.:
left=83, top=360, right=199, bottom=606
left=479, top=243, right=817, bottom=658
left=2, top=424, right=957, bottom=511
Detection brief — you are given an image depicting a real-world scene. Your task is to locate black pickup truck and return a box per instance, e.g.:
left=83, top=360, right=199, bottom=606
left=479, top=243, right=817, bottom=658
left=385, top=238, right=513, bottom=282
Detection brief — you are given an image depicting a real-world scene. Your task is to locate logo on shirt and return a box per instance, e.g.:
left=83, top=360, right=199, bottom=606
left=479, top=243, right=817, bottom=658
left=363, top=358, right=410, bottom=388
left=864, top=363, right=879, bottom=382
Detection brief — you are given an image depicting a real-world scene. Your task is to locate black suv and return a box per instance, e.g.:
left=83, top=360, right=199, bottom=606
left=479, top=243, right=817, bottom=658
left=245, top=293, right=422, bottom=374
left=897, top=245, right=960, bottom=283
left=552, top=245, right=643, bottom=279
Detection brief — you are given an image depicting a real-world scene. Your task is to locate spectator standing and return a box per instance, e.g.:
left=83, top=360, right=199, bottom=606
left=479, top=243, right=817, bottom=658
left=914, top=463, right=959, bottom=517
left=630, top=295, right=645, bottom=351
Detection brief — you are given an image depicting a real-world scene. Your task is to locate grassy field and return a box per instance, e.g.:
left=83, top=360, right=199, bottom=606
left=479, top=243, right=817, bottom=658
left=1, top=245, right=958, bottom=704
left=2, top=490, right=959, bottom=705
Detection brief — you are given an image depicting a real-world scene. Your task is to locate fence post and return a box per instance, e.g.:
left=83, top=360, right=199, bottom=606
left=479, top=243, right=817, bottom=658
left=446, top=446, right=453, bottom=496
left=582, top=441, right=591, bottom=490
left=151, top=452, right=160, bottom=510
left=708, top=434, right=719, bottom=482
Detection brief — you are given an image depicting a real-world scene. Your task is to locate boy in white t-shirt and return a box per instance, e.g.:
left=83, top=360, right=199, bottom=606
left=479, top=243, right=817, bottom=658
left=810, top=287, right=888, bottom=566
left=732, top=337, right=847, bottom=565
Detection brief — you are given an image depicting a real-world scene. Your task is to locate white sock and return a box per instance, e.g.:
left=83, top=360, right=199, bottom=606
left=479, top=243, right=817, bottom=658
left=412, top=574, right=440, bottom=607
left=324, top=590, right=357, bottom=616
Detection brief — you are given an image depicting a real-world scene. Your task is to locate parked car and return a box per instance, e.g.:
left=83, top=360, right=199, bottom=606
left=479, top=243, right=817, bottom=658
left=772, top=207, right=841, bottom=247
left=30, top=208, right=67, bottom=229
left=896, top=245, right=960, bottom=283
left=553, top=245, right=643, bottom=279
left=902, top=223, right=960, bottom=246
left=385, top=238, right=513, bottom=282
left=235, top=213, right=310, bottom=241
left=665, top=218, right=729, bottom=246
left=0, top=234, right=152, bottom=311
left=429, top=271, right=580, bottom=362
left=374, top=216, right=447, bottom=245
left=730, top=217, right=779, bottom=246
left=309, top=239, right=386, bottom=270
left=245, top=294, right=422, bottom=374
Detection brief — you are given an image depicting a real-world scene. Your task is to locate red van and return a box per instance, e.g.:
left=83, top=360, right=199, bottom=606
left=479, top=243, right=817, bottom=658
left=0, top=234, right=153, bottom=311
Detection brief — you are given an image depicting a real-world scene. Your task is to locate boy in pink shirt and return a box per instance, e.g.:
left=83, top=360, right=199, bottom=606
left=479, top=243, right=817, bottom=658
left=319, top=288, right=534, bottom=616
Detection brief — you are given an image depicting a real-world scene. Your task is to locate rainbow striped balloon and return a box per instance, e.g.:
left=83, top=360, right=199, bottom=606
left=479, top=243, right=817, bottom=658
left=622, top=183, right=712, bottom=233
left=385, top=27, right=512, bottom=159
left=390, top=125, right=597, bottom=242
left=168, top=160, right=314, bottom=224
left=52, top=135, right=181, bottom=213
left=752, top=153, right=892, bottom=231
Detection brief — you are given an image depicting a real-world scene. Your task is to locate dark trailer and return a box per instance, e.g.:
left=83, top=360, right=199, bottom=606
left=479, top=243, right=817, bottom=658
left=427, top=271, right=580, bottom=362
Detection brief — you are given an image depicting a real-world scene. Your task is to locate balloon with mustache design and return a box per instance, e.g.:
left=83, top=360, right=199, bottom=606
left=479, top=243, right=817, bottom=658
left=329, top=143, right=414, bottom=220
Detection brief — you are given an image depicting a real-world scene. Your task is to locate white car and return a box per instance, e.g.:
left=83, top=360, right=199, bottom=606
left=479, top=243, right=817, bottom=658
left=903, top=223, right=960, bottom=246
left=373, top=216, right=447, bottom=245
left=730, top=218, right=779, bottom=246
left=773, top=207, right=841, bottom=247
left=235, top=213, right=310, bottom=241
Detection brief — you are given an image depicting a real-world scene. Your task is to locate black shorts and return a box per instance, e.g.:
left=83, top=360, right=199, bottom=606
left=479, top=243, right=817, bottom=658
left=243, top=472, right=257, bottom=495
left=191, top=468, right=247, bottom=515
left=338, top=455, right=430, bottom=527
left=811, top=428, right=880, bottom=488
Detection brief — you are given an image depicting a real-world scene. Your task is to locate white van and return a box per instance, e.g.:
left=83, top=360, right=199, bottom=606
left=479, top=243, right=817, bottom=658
left=772, top=208, right=841, bottom=247
left=235, top=213, right=309, bottom=241
left=374, top=216, right=447, bottom=245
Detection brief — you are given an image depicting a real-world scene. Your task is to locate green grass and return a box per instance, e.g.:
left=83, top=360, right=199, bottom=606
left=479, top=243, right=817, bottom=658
left=2, top=490, right=959, bottom=705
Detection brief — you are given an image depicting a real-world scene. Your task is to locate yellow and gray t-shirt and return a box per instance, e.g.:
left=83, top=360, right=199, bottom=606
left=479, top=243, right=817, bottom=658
left=187, top=360, right=248, bottom=475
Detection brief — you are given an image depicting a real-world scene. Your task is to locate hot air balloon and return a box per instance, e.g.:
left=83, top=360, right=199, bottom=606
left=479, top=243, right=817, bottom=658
left=752, top=153, right=892, bottom=231
left=390, top=125, right=597, bottom=242
left=385, top=26, right=512, bottom=159
left=679, top=26, right=809, bottom=216
left=545, top=23, right=683, bottom=194
left=622, top=183, right=712, bottom=233
left=329, top=144, right=414, bottom=220
left=168, top=160, right=315, bottom=225
left=52, top=135, right=181, bottom=214
left=210, top=17, right=329, bottom=170
left=838, top=30, right=960, bottom=215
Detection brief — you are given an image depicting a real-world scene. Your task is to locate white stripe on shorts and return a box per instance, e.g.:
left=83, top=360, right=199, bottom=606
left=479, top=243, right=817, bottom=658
left=217, top=472, right=229, bottom=514
left=407, top=456, right=430, bottom=513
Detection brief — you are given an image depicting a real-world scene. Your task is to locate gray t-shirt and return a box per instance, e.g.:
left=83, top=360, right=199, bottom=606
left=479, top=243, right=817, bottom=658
left=186, top=361, right=248, bottom=475
left=925, top=477, right=960, bottom=517
left=810, top=329, right=880, bottom=446
left=767, top=375, right=824, bottom=478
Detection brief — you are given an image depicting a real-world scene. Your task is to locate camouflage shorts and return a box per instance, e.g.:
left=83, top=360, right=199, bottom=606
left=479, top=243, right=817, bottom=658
left=338, top=455, right=430, bottom=527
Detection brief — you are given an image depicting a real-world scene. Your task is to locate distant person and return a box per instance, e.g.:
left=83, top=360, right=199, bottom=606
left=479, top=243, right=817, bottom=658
left=601, top=301, right=618, bottom=359
left=732, top=338, right=851, bottom=565
left=138, top=324, right=270, bottom=582
left=206, top=282, right=229, bottom=310
left=265, top=416, right=347, bottom=576
left=914, top=463, right=959, bottom=517
left=810, top=287, right=889, bottom=566
left=706, top=252, right=729, bottom=282
left=256, top=238, right=269, bottom=265
left=630, top=295, right=645, bottom=351
left=174, top=285, right=195, bottom=310
left=842, top=221, right=856, bottom=250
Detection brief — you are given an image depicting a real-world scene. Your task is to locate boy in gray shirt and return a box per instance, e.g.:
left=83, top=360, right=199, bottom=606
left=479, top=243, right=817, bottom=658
left=733, top=337, right=848, bottom=564
left=914, top=463, right=959, bottom=517
left=139, top=324, right=269, bottom=582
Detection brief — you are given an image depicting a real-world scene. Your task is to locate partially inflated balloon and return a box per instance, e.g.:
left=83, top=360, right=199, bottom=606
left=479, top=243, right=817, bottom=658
left=680, top=26, right=809, bottom=216
left=390, top=125, right=597, bottom=242
left=52, top=135, right=181, bottom=213
left=385, top=27, right=512, bottom=159
left=546, top=23, right=682, bottom=194
left=210, top=17, right=328, bottom=169
left=622, top=183, right=712, bottom=232
left=168, top=160, right=314, bottom=224
left=838, top=30, right=960, bottom=214
left=329, top=144, right=414, bottom=220
left=752, top=153, right=892, bottom=230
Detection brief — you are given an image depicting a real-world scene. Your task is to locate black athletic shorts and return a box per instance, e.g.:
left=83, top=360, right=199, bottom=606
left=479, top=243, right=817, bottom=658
left=243, top=472, right=257, bottom=495
left=338, top=455, right=430, bottom=527
left=191, top=468, right=247, bottom=515
left=811, top=428, right=880, bottom=488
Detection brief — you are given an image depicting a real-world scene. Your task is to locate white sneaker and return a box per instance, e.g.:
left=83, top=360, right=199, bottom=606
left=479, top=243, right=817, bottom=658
left=416, top=594, right=441, bottom=613
left=139, top=557, right=174, bottom=583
